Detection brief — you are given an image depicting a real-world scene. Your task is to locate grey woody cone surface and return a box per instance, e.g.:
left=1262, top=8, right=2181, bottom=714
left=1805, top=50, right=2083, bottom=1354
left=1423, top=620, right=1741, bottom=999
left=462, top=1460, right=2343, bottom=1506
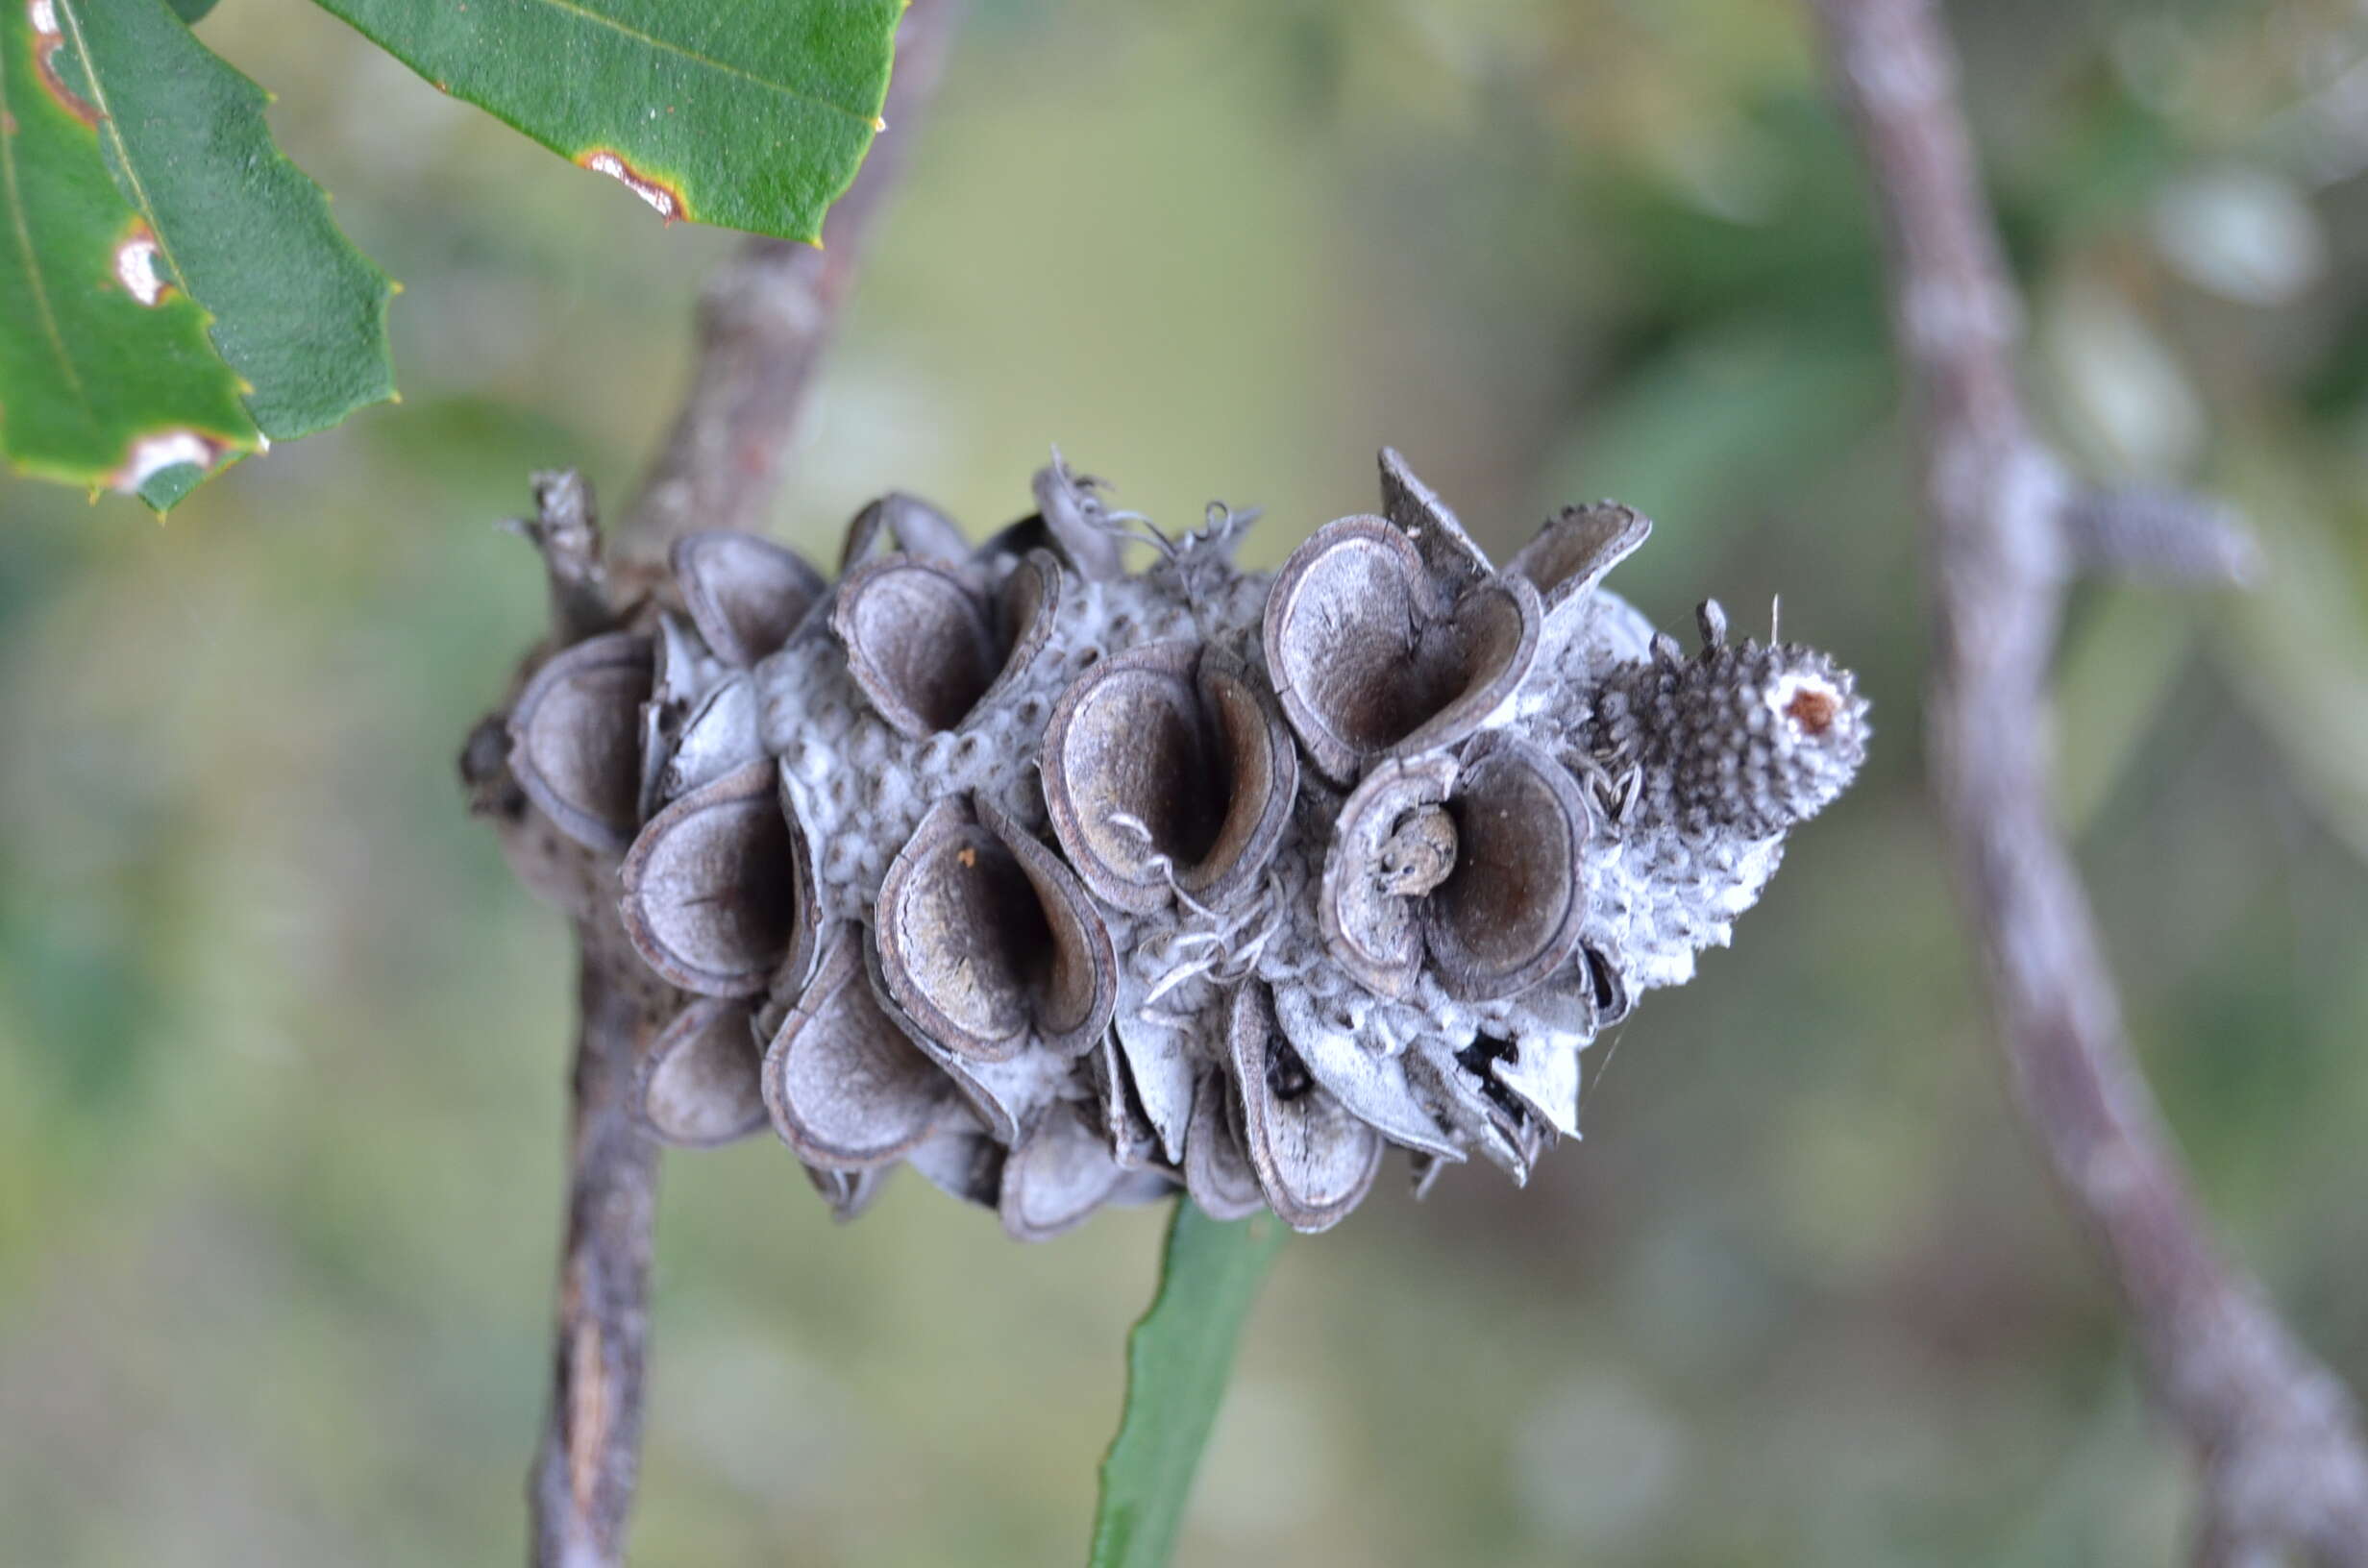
left=516, top=449, right=1869, bottom=1237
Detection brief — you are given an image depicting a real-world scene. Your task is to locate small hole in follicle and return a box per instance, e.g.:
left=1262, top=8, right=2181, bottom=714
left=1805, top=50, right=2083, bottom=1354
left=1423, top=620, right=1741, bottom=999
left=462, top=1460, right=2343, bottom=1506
left=1266, top=1038, right=1314, bottom=1102
left=1454, top=1037, right=1531, bottom=1120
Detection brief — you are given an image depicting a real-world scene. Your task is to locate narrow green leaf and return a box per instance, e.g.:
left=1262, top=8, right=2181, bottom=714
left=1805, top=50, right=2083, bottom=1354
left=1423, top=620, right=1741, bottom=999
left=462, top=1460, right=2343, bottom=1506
left=0, top=2, right=259, bottom=497
left=308, top=0, right=902, bottom=243
left=57, top=0, right=396, bottom=442
left=2053, top=587, right=2194, bottom=838
left=1091, top=1201, right=1285, bottom=1568
left=2211, top=449, right=2368, bottom=870
left=165, top=0, right=217, bottom=21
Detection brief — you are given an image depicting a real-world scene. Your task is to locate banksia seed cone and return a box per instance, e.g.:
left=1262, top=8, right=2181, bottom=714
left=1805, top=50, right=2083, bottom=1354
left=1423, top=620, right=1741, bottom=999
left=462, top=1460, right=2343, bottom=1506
left=507, top=451, right=1868, bottom=1237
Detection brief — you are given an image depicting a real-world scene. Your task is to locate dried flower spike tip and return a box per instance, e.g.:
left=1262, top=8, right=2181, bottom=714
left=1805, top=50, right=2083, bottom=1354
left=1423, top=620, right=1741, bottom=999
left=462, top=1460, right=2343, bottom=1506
left=1585, top=598, right=1870, bottom=840
left=580, top=449, right=1866, bottom=1237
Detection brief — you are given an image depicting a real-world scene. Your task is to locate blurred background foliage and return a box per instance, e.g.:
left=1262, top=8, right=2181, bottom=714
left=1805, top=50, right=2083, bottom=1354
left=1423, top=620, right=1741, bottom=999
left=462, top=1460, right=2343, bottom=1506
left=5, top=0, right=2367, bottom=1562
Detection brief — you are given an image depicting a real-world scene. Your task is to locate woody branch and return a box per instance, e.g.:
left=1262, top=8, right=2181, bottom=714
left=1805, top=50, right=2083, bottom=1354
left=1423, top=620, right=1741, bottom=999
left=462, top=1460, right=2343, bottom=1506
left=1809, top=0, right=2368, bottom=1561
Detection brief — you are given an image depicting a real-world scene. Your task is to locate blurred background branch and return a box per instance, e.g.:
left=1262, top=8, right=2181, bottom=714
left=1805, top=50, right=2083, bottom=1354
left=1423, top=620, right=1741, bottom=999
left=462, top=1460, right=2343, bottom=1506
left=1811, top=0, right=2368, bottom=1561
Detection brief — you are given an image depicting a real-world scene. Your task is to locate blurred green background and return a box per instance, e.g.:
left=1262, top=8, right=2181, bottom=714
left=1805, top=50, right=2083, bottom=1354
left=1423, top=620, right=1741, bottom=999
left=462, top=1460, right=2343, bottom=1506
left=6, top=1, right=2367, bottom=1562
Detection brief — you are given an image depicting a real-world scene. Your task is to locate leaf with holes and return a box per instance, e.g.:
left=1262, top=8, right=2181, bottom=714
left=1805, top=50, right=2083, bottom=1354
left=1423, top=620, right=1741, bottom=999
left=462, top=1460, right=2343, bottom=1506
left=308, top=0, right=903, bottom=242
left=2, top=0, right=396, bottom=509
left=1090, top=1200, right=1284, bottom=1568
left=1, top=0, right=259, bottom=505
left=60, top=0, right=396, bottom=442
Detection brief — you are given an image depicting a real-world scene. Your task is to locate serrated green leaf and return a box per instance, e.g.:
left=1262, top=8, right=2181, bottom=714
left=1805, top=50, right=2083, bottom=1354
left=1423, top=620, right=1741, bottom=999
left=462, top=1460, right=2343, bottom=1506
left=308, top=0, right=901, bottom=243
left=135, top=455, right=206, bottom=509
left=1090, top=1201, right=1284, bottom=1568
left=0, top=2, right=259, bottom=497
left=57, top=0, right=395, bottom=442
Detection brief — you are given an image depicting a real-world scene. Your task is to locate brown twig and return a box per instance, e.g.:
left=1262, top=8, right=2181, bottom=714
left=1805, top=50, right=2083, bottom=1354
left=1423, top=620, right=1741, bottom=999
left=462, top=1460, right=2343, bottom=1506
left=528, top=923, right=665, bottom=1568
left=464, top=478, right=670, bottom=1568
left=506, top=470, right=615, bottom=644
left=1809, top=1, right=2368, bottom=1561
left=461, top=6, right=965, bottom=1564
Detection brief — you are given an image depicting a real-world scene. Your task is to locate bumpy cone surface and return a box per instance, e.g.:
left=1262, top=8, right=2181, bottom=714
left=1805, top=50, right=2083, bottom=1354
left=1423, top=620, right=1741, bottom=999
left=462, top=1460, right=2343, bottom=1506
left=515, top=451, right=1870, bottom=1237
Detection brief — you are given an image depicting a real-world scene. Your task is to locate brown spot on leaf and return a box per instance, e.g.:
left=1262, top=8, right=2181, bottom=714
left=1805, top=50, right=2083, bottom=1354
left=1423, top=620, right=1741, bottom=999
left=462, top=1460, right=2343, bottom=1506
left=576, top=148, right=686, bottom=223
left=29, top=0, right=101, bottom=127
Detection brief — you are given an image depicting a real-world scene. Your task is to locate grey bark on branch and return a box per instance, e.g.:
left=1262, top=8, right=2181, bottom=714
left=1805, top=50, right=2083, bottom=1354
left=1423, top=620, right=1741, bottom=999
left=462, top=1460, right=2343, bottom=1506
left=458, top=4, right=966, bottom=1564
left=1808, top=1, right=2368, bottom=1562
